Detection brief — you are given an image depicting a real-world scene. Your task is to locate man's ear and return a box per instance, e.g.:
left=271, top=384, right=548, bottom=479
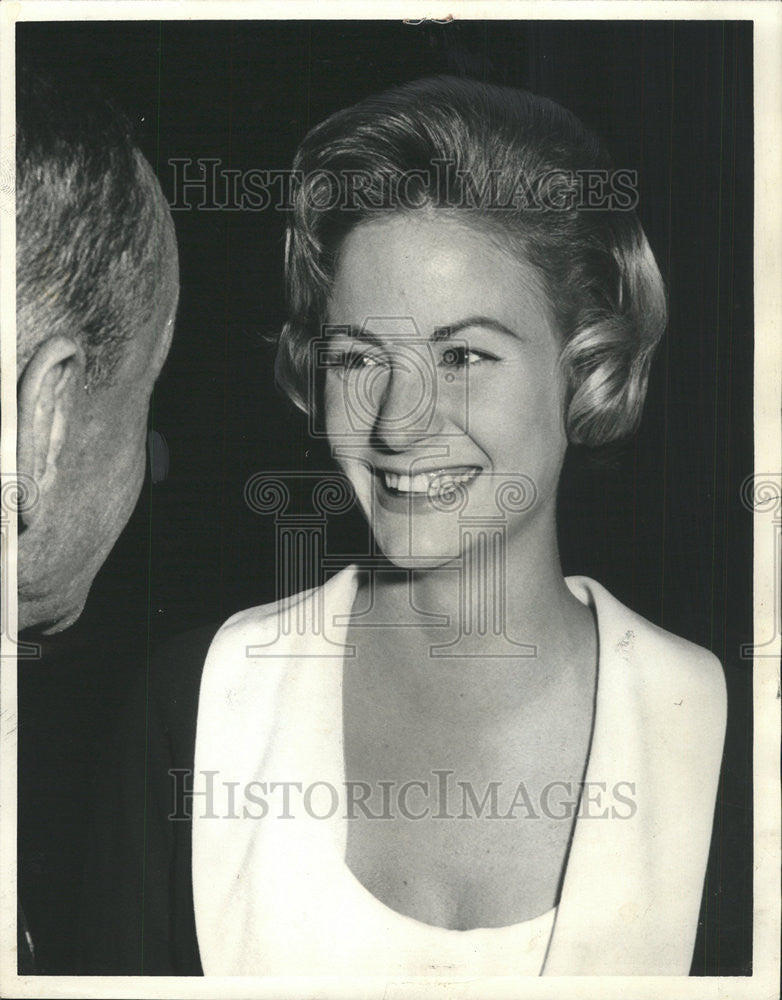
left=17, top=336, right=85, bottom=521
left=151, top=308, right=177, bottom=379
left=149, top=266, right=179, bottom=380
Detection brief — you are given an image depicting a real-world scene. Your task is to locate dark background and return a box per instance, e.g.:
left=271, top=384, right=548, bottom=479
left=17, top=18, right=753, bottom=975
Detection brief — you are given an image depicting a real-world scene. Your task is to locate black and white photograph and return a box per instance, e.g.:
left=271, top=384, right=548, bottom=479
left=1, top=3, right=779, bottom=997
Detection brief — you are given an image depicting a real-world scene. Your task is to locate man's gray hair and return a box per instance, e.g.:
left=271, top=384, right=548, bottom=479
left=16, top=67, right=174, bottom=388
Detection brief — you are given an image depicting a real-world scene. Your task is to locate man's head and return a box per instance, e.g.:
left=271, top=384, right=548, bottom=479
left=16, top=69, right=179, bottom=633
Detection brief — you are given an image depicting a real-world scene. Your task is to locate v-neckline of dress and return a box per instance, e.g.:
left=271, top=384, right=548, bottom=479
left=330, top=567, right=602, bottom=940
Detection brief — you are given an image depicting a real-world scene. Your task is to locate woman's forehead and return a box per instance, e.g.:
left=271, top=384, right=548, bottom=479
left=327, top=213, right=555, bottom=338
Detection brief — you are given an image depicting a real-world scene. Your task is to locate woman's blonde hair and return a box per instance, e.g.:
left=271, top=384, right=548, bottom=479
left=276, top=76, right=667, bottom=447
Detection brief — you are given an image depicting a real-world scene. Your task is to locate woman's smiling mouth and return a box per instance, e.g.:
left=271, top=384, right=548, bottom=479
left=380, top=466, right=482, bottom=496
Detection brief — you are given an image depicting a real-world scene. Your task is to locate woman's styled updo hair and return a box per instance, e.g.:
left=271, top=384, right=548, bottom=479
left=276, top=76, right=667, bottom=447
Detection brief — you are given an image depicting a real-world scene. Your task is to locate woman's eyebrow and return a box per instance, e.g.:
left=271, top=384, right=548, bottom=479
left=324, top=323, right=385, bottom=349
left=325, top=317, right=522, bottom=345
left=431, top=316, right=523, bottom=341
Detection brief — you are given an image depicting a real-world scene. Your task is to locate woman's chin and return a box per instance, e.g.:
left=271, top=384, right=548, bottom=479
left=380, top=551, right=460, bottom=571
left=371, top=527, right=463, bottom=570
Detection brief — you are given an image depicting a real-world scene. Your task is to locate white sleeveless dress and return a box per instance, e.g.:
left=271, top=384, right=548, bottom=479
left=193, top=627, right=557, bottom=975
left=192, top=567, right=726, bottom=978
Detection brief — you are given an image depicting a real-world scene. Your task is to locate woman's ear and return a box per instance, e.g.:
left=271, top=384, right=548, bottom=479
left=17, top=335, right=85, bottom=523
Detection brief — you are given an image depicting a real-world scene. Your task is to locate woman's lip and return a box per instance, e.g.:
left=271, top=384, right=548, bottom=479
left=379, top=465, right=481, bottom=478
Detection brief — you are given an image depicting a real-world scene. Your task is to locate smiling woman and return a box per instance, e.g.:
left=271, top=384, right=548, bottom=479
left=191, top=76, right=727, bottom=978
left=321, top=213, right=567, bottom=570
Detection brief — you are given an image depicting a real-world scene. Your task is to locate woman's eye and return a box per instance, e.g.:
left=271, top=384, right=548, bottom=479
left=325, top=348, right=385, bottom=372
left=345, top=351, right=382, bottom=371
left=439, top=346, right=495, bottom=368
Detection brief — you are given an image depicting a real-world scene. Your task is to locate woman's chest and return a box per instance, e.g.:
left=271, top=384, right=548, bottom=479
left=341, top=644, right=595, bottom=930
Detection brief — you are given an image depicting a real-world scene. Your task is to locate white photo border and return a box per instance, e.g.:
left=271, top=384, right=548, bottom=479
left=1, top=2, right=779, bottom=998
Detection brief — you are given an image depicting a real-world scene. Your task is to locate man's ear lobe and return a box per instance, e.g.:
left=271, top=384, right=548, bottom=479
left=17, top=336, right=85, bottom=515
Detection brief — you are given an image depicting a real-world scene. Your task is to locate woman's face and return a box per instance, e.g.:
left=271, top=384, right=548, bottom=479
left=323, top=212, right=569, bottom=568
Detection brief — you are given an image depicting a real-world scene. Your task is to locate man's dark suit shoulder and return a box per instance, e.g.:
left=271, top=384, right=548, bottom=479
left=79, top=623, right=218, bottom=976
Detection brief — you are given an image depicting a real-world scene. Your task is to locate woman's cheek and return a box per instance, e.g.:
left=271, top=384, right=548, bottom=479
left=323, top=377, right=349, bottom=437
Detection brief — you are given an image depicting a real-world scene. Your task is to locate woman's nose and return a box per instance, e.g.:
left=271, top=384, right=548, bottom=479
left=372, top=354, right=443, bottom=451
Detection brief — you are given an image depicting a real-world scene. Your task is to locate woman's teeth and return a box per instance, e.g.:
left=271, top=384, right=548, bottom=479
left=382, top=468, right=480, bottom=494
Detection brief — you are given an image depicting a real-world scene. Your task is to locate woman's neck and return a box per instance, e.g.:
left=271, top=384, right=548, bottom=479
left=387, top=513, right=574, bottom=639
left=350, top=513, right=596, bottom=718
